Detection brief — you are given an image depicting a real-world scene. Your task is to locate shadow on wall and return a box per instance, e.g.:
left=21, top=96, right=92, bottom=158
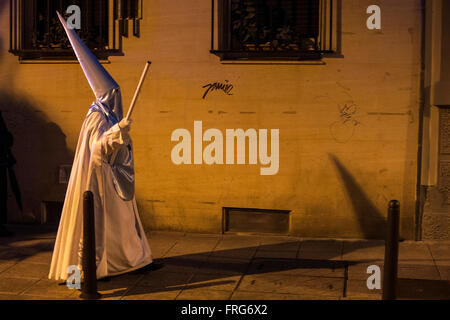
left=0, top=3, right=73, bottom=224
left=0, top=0, right=5, bottom=54
left=0, top=90, right=74, bottom=223
left=328, top=154, right=387, bottom=239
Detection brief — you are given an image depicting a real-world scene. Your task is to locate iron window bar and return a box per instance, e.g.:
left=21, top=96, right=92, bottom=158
left=9, top=0, right=141, bottom=61
left=210, top=0, right=335, bottom=61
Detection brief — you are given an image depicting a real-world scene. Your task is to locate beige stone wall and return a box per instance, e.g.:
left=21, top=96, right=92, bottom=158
left=421, top=0, right=450, bottom=240
left=0, top=0, right=423, bottom=239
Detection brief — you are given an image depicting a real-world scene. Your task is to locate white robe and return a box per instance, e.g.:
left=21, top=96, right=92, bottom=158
left=49, top=105, right=152, bottom=280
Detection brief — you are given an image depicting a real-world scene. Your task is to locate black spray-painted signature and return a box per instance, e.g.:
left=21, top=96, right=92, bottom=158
left=202, top=80, right=234, bottom=99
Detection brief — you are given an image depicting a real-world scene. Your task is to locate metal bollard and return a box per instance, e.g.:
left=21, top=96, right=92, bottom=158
left=80, top=191, right=101, bottom=300
left=382, top=200, right=400, bottom=300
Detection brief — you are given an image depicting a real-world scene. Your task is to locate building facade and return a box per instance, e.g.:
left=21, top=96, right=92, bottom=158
left=0, top=0, right=447, bottom=240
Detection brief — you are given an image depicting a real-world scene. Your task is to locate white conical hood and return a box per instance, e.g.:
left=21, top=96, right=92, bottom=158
left=57, top=11, right=123, bottom=120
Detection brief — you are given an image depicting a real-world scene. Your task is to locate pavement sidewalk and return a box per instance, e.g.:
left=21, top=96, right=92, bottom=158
left=0, top=225, right=449, bottom=300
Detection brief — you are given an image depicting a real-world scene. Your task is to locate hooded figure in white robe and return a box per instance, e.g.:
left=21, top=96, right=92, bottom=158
left=49, top=12, right=153, bottom=281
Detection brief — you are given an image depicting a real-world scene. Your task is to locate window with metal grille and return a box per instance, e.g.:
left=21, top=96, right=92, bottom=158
left=211, top=0, right=335, bottom=60
left=9, top=0, right=142, bottom=61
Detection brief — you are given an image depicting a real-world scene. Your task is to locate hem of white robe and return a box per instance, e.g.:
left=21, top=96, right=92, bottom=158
left=48, top=256, right=153, bottom=281
left=99, top=255, right=153, bottom=279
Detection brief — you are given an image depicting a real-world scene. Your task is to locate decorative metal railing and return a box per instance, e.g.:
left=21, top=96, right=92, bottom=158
left=210, top=0, right=336, bottom=60
left=9, top=0, right=142, bottom=61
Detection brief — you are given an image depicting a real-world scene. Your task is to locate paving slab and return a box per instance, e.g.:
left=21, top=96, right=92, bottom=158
left=147, top=238, right=178, bottom=259
left=248, top=258, right=346, bottom=278
left=97, top=273, right=145, bottom=292
left=0, top=238, right=54, bottom=264
left=300, top=239, right=343, bottom=252
left=3, top=294, right=67, bottom=300
left=20, top=279, right=74, bottom=298
left=427, top=241, right=450, bottom=281
left=146, top=231, right=186, bottom=240
left=0, top=277, right=39, bottom=295
left=211, top=248, right=257, bottom=260
left=214, top=235, right=261, bottom=250
left=91, top=291, right=125, bottom=300
left=398, top=263, right=441, bottom=280
left=254, top=249, right=298, bottom=259
left=20, top=251, right=53, bottom=265
left=398, top=241, right=435, bottom=264
left=0, top=260, right=16, bottom=274
left=347, top=260, right=384, bottom=280
left=0, top=249, right=30, bottom=261
left=4, top=241, right=54, bottom=261
left=187, top=273, right=241, bottom=292
left=297, top=240, right=343, bottom=261
left=231, top=291, right=331, bottom=300
left=236, top=273, right=343, bottom=298
left=177, top=288, right=232, bottom=300
left=0, top=262, right=49, bottom=280
left=198, top=256, right=250, bottom=275
left=427, top=241, right=450, bottom=259
left=258, top=238, right=301, bottom=252
left=161, top=253, right=211, bottom=273
left=136, top=270, right=193, bottom=291
left=397, top=278, right=450, bottom=300
left=342, top=240, right=385, bottom=261
left=436, top=266, right=450, bottom=281
left=344, top=279, right=382, bottom=300
left=347, top=260, right=442, bottom=281
left=122, top=286, right=182, bottom=300
left=183, top=233, right=223, bottom=241
left=0, top=294, right=28, bottom=300
left=211, top=237, right=259, bottom=259
left=165, top=237, right=221, bottom=256
left=63, top=286, right=126, bottom=300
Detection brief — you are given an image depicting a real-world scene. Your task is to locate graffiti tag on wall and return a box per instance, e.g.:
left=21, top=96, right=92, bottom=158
left=330, top=103, right=361, bottom=143
left=202, top=80, right=234, bottom=99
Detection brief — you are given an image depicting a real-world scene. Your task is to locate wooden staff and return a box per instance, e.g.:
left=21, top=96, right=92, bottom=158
left=125, top=61, right=151, bottom=121
left=111, top=61, right=151, bottom=165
